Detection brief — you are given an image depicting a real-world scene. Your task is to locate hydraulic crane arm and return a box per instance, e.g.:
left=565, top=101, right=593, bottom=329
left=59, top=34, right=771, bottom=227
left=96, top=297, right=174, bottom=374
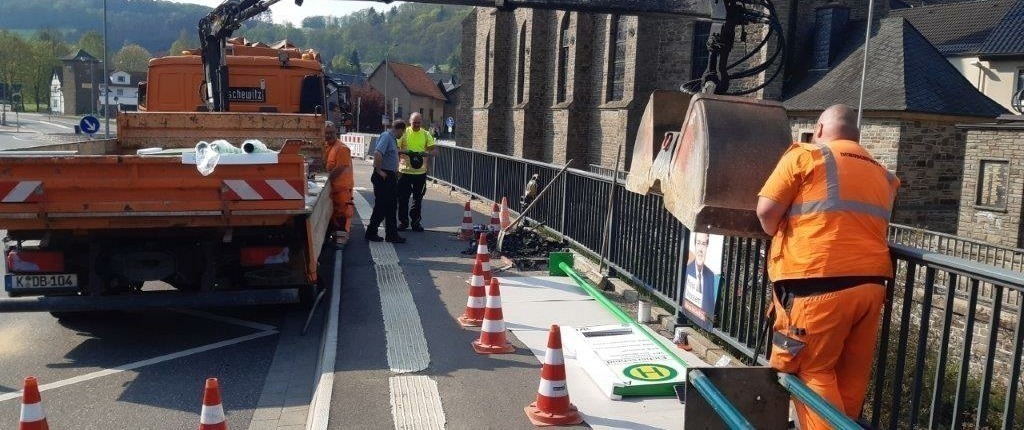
left=198, top=0, right=304, bottom=111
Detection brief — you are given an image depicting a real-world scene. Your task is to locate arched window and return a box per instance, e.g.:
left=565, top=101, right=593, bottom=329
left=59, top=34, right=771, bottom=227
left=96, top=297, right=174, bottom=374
left=483, top=32, right=492, bottom=104
left=557, top=14, right=571, bottom=103
left=516, top=23, right=527, bottom=104
left=607, top=15, right=628, bottom=101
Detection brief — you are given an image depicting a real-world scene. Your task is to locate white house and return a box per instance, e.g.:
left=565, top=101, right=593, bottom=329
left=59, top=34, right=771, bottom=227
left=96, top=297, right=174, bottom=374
left=97, top=70, right=146, bottom=115
left=49, top=71, right=64, bottom=115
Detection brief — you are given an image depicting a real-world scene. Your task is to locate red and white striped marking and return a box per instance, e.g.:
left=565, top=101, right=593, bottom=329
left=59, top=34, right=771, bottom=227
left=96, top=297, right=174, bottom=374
left=223, top=179, right=304, bottom=200
left=0, top=181, right=42, bottom=203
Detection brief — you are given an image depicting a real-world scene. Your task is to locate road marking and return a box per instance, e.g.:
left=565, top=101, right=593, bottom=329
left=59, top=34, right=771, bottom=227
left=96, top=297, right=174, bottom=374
left=170, top=308, right=278, bottom=332
left=34, top=120, right=73, bottom=130
left=354, top=191, right=447, bottom=426
left=389, top=375, right=446, bottom=429
left=0, top=330, right=277, bottom=403
left=306, top=250, right=343, bottom=430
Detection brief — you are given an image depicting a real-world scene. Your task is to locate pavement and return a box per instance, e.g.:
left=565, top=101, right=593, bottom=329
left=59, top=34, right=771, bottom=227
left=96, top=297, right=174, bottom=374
left=323, top=159, right=708, bottom=429
left=0, top=112, right=115, bottom=150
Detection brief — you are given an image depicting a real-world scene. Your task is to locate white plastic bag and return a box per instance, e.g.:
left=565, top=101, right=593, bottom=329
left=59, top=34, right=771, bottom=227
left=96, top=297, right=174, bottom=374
left=195, top=140, right=220, bottom=176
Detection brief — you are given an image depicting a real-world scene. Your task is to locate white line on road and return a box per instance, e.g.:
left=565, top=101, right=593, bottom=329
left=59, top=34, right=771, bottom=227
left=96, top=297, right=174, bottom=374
left=170, top=308, right=279, bottom=332
left=0, top=330, right=277, bottom=403
left=306, top=250, right=343, bottom=430
left=34, top=120, right=73, bottom=130
left=389, top=376, right=446, bottom=429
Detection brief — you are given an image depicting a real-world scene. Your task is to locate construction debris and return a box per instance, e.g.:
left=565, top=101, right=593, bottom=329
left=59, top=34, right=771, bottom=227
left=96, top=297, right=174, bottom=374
left=462, top=225, right=567, bottom=271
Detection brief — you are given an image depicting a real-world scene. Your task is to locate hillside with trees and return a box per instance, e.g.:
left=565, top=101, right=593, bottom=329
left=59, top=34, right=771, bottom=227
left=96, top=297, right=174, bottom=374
left=0, top=0, right=469, bottom=110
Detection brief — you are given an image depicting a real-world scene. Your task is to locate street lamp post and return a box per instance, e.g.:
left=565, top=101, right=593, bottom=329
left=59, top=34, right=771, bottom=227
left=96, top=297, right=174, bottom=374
left=383, top=42, right=398, bottom=125
left=102, top=0, right=110, bottom=138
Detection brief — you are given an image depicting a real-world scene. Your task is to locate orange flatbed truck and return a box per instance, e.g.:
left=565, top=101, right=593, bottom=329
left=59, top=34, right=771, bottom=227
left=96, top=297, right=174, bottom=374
left=0, top=0, right=343, bottom=312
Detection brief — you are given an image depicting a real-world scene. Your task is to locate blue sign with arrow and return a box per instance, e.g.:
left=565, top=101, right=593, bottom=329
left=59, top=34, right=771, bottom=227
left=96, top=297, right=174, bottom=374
left=79, top=115, right=100, bottom=135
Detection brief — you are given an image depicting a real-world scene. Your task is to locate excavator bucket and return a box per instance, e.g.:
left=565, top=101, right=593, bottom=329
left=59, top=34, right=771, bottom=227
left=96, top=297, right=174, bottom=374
left=625, top=93, right=792, bottom=238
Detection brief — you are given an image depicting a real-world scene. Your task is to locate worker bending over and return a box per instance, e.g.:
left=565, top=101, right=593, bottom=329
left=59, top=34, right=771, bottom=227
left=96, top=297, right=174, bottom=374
left=756, top=104, right=900, bottom=430
left=324, top=121, right=355, bottom=244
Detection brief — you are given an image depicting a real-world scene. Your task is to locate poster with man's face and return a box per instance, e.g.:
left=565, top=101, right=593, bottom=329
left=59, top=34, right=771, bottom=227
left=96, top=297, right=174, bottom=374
left=681, top=232, right=724, bottom=330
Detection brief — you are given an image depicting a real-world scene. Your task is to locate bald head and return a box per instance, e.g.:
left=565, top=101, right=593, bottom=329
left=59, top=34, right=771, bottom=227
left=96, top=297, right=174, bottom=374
left=815, top=104, right=860, bottom=144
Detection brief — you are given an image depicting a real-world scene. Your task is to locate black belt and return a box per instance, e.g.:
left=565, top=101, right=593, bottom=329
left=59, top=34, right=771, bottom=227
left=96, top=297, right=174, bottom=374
left=774, top=276, right=888, bottom=298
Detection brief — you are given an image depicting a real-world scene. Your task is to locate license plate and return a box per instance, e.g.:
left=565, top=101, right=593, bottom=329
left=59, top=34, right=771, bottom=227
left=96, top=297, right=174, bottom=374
left=5, top=274, right=78, bottom=291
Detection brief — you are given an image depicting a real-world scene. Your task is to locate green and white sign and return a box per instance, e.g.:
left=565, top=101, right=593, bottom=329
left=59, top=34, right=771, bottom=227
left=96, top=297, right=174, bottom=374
left=563, top=324, right=688, bottom=399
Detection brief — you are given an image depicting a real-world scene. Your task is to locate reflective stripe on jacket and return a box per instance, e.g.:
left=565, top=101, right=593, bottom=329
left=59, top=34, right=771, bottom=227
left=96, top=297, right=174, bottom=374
left=767, top=140, right=900, bottom=281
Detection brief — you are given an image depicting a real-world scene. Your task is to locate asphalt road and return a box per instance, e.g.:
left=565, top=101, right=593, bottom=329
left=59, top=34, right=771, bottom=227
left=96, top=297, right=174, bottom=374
left=0, top=239, right=330, bottom=429
left=0, top=112, right=114, bottom=150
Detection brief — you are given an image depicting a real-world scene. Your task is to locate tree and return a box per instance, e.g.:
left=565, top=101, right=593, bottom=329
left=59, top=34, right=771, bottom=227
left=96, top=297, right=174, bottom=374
left=348, top=49, right=361, bottom=70
left=77, top=30, right=105, bottom=59
left=114, top=44, right=152, bottom=72
left=168, top=30, right=197, bottom=55
left=302, top=16, right=327, bottom=29
left=28, top=29, right=70, bottom=111
left=349, top=83, right=384, bottom=133
left=0, top=31, right=31, bottom=101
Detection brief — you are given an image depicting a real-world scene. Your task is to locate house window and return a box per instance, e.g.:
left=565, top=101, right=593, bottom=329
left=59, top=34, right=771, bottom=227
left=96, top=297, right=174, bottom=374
left=116, top=89, right=123, bottom=96
left=799, top=132, right=814, bottom=143
left=976, top=160, right=1009, bottom=210
left=557, top=14, right=571, bottom=103
left=1014, top=68, right=1024, bottom=112
left=117, top=75, right=126, bottom=83
left=607, top=15, right=628, bottom=102
left=483, top=33, right=492, bottom=104
left=691, top=21, right=712, bottom=80
left=516, top=23, right=527, bottom=105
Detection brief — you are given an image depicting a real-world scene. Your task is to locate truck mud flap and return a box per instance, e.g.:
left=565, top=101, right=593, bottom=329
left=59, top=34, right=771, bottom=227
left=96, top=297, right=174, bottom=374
left=0, top=289, right=299, bottom=312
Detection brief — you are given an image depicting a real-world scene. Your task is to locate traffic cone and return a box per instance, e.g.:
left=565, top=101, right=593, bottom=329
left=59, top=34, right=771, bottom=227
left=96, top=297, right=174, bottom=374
left=524, top=325, right=583, bottom=426
left=475, top=233, right=492, bottom=284
left=499, top=197, right=512, bottom=230
left=458, top=261, right=487, bottom=327
left=198, top=378, right=227, bottom=430
left=489, top=203, right=501, bottom=232
left=19, top=377, right=49, bottom=430
left=472, top=278, right=515, bottom=354
left=459, top=202, right=474, bottom=240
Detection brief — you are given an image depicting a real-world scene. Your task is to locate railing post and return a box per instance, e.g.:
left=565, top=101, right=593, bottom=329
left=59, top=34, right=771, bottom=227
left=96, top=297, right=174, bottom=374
left=469, top=152, right=476, bottom=199
left=492, top=156, right=498, bottom=201
left=607, top=179, right=621, bottom=276
left=559, top=173, right=568, bottom=232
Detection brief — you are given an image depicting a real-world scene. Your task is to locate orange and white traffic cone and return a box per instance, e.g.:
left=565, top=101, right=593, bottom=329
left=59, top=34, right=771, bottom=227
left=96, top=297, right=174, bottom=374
left=475, top=233, right=492, bottom=284
left=459, top=202, right=474, bottom=240
left=458, top=261, right=487, bottom=327
left=18, top=377, right=49, bottom=430
left=499, top=197, right=512, bottom=230
left=472, top=278, right=515, bottom=354
left=525, top=325, right=583, bottom=426
left=198, top=378, right=227, bottom=430
left=489, top=203, right=500, bottom=232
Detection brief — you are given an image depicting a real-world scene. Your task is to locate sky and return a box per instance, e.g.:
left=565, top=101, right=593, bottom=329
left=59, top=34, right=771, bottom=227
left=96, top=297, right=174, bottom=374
left=165, top=0, right=402, bottom=25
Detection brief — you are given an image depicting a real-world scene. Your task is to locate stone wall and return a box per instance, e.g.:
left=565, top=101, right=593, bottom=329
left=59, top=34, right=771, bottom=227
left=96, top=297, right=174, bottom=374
left=957, top=123, right=1024, bottom=248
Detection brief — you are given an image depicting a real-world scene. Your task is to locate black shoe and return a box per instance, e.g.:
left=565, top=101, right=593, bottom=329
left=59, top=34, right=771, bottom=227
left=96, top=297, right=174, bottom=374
left=397, top=222, right=409, bottom=231
left=365, top=233, right=383, bottom=242
left=411, top=223, right=424, bottom=232
left=385, top=235, right=407, bottom=243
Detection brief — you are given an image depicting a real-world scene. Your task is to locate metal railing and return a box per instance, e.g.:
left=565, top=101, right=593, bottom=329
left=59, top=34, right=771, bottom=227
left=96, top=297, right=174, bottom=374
left=429, top=143, right=1024, bottom=428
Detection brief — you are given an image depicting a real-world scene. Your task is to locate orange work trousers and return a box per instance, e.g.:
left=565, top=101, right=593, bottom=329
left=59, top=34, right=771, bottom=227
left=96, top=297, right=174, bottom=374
left=769, top=282, right=885, bottom=430
left=330, top=179, right=354, bottom=232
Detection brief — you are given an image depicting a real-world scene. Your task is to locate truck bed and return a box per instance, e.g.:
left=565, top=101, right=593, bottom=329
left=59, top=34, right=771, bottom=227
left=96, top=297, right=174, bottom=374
left=0, top=139, right=318, bottom=231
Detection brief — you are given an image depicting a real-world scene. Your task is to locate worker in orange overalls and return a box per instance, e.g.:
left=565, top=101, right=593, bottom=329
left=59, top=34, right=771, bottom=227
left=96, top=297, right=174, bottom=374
left=756, top=104, right=900, bottom=430
left=324, top=121, right=355, bottom=244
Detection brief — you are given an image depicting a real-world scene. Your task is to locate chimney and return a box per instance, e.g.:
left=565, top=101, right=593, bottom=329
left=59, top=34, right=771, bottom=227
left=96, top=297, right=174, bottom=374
left=811, top=3, right=850, bottom=70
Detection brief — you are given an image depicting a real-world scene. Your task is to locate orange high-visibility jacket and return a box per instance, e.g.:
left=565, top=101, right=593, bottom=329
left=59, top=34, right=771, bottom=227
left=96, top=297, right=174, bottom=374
left=759, top=140, right=900, bottom=281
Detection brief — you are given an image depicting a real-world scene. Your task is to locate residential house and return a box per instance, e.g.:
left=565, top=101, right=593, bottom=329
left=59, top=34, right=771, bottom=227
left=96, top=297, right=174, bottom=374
left=367, top=61, right=447, bottom=129
left=98, top=70, right=146, bottom=115
left=891, top=0, right=1024, bottom=113
left=49, top=71, right=64, bottom=115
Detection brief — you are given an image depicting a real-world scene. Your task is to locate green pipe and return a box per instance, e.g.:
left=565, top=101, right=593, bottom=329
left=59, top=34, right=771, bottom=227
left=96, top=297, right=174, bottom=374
left=688, top=370, right=755, bottom=430
left=777, top=373, right=862, bottom=430
left=558, top=261, right=689, bottom=368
